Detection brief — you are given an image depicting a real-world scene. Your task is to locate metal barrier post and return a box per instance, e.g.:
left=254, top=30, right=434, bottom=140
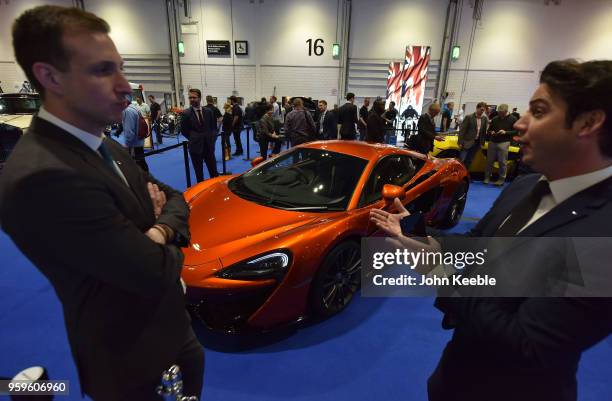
left=182, top=141, right=191, bottom=188
left=243, top=126, right=250, bottom=161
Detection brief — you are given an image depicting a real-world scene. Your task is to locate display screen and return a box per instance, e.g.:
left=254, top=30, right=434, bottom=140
left=386, top=45, right=431, bottom=118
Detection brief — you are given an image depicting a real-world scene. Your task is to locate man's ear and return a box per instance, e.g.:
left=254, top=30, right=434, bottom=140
left=576, top=110, right=606, bottom=139
left=31, top=62, right=65, bottom=96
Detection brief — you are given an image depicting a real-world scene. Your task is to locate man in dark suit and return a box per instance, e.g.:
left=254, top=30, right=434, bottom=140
left=181, top=88, right=218, bottom=182
left=412, top=102, right=444, bottom=154
left=337, top=92, right=358, bottom=140
left=371, top=59, right=612, bottom=401
left=316, top=100, right=337, bottom=140
left=458, top=101, right=488, bottom=169
left=0, top=6, right=204, bottom=400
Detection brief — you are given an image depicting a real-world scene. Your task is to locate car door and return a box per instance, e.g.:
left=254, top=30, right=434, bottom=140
left=359, top=155, right=420, bottom=235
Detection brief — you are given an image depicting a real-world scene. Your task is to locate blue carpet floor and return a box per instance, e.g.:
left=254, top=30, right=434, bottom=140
left=1, top=131, right=610, bottom=400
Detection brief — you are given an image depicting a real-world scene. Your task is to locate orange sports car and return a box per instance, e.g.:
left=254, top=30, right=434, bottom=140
left=182, top=140, right=469, bottom=332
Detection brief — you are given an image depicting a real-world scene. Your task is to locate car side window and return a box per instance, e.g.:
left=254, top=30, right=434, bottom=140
left=360, top=156, right=418, bottom=206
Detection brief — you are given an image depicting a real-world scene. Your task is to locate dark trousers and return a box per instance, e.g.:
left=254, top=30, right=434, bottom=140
left=113, top=327, right=205, bottom=401
left=460, top=143, right=480, bottom=170
left=153, top=121, right=163, bottom=144
left=221, top=131, right=231, bottom=154
left=259, top=138, right=282, bottom=159
left=189, top=135, right=218, bottom=183
left=232, top=127, right=243, bottom=153
left=129, top=146, right=149, bottom=172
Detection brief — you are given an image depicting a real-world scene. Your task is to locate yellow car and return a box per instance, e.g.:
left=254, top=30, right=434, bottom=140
left=430, top=131, right=521, bottom=179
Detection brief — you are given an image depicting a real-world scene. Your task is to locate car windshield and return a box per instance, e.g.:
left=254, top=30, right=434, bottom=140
left=0, top=97, right=41, bottom=114
left=229, top=148, right=369, bottom=211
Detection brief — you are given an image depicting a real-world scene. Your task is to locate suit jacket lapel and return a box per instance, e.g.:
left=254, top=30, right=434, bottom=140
left=487, top=177, right=612, bottom=260
left=30, top=117, right=148, bottom=213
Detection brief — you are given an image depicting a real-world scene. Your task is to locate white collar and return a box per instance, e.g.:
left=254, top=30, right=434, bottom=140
left=38, top=106, right=103, bottom=152
left=546, top=164, right=612, bottom=204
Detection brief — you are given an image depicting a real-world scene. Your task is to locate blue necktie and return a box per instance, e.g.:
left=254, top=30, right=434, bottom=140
left=98, top=141, right=122, bottom=178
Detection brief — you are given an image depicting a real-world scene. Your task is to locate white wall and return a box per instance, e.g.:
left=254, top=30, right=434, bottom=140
left=0, top=0, right=73, bottom=92
left=349, top=0, right=449, bottom=61
left=179, top=0, right=342, bottom=106
left=0, top=0, right=171, bottom=93
left=445, top=0, right=612, bottom=112
left=84, top=0, right=170, bottom=55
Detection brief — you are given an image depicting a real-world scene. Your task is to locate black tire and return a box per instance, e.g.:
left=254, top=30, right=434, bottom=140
left=309, top=241, right=361, bottom=318
left=438, top=181, right=468, bottom=229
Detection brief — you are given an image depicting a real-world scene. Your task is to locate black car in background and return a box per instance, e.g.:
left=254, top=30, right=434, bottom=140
left=0, top=93, right=41, bottom=172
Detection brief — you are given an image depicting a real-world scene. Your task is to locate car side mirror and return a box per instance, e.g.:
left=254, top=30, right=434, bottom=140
left=382, top=184, right=405, bottom=206
left=250, top=156, right=264, bottom=167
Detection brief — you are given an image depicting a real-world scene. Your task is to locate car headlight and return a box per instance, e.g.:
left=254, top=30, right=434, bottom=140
left=216, top=250, right=292, bottom=280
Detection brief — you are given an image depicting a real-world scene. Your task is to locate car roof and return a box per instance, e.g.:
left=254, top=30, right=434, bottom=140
left=298, top=140, right=426, bottom=161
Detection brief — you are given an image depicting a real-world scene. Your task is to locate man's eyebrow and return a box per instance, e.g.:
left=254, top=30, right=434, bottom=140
left=529, top=98, right=550, bottom=106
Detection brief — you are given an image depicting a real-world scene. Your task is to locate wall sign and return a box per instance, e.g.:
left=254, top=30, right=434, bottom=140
left=235, top=41, right=248, bottom=56
left=206, top=40, right=231, bottom=56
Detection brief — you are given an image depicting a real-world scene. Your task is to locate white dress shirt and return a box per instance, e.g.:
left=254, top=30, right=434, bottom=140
left=37, top=106, right=129, bottom=185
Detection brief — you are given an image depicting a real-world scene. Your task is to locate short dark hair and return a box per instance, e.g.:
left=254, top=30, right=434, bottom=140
left=12, top=5, right=110, bottom=97
left=230, top=95, right=237, bottom=103
left=390, top=101, right=395, bottom=107
left=540, top=59, right=612, bottom=157
left=148, top=94, right=155, bottom=100
left=205, top=95, right=214, bottom=104
left=319, top=100, right=327, bottom=106
left=476, top=101, right=487, bottom=109
left=346, top=92, right=355, bottom=101
left=189, top=88, right=202, bottom=98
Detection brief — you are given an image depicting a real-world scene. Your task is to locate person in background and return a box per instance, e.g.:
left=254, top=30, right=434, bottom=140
left=411, top=102, right=444, bottom=154
left=135, top=96, right=150, bottom=121
left=204, top=95, right=222, bottom=148
left=359, top=97, right=370, bottom=141
left=258, top=104, right=282, bottom=159
left=270, top=95, right=282, bottom=123
left=317, top=100, right=337, bottom=140
left=122, top=101, right=149, bottom=171
left=255, top=97, right=268, bottom=120
left=441, top=102, right=454, bottom=132
left=458, top=101, right=488, bottom=169
left=365, top=99, right=387, bottom=143
left=511, top=107, right=521, bottom=120
left=1, top=5, right=203, bottom=400
left=338, top=92, right=358, bottom=140
left=221, top=102, right=233, bottom=161
left=181, top=89, right=218, bottom=182
left=454, top=103, right=465, bottom=129
left=148, top=94, right=162, bottom=144
left=383, top=101, right=398, bottom=130
left=230, top=95, right=244, bottom=156
left=285, top=97, right=317, bottom=146
left=485, top=103, right=517, bottom=185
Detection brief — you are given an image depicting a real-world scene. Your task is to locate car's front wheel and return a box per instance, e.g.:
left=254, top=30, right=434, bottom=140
left=309, top=241, right=361, bottom=318
left=438, top=181, right=468, bottom=229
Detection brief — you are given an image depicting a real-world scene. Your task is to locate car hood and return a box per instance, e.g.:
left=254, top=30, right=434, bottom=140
left=183, top=180, right=326, bottom=265
left=0, top=114, right=33, bottom=129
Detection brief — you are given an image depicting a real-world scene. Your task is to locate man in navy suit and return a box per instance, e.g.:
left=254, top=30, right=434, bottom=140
left=371, top=59, right=612, bottom=401
left=181, top=88, right=218, bottom=182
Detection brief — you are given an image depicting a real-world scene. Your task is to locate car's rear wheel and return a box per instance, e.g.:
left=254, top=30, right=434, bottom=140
left=438, top=181, right=468, bottom=229
left=309, top=241, right=361, bottom=318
